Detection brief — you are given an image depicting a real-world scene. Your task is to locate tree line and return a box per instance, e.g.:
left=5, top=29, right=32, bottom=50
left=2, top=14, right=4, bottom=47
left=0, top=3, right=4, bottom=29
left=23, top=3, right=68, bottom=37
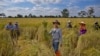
left=0, top=7, right=99, bottom=18
left=8, top=14, right=62, bottom=18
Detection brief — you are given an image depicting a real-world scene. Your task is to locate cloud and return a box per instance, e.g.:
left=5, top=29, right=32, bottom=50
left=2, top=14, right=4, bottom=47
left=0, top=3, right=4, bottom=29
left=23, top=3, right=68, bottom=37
left=11, top=0, right=25, bottom=3
left=4, top=7, right=30, bottom=16
left=3, top=5, right=100, bottom=17
left=3, top=6, right=61, bottom=16
left=68, top=5, right=100, bottom=17
left=27, top=0, right=61, bottom=5
left=0, top=0, right=62, bottom=7
left=66, top=0, right=95, bottom=7
left=0, top=0, right=10, bottom=6
left=84, top=5, right=100, bottom=17
left=67, top=6, right=80, bottom=16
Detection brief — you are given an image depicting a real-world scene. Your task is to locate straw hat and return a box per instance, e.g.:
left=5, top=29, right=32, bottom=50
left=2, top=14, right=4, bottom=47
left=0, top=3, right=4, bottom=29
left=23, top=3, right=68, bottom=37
left=79, top=21, right=86, bottom=25
left=68, top=20, right=71, bottom=23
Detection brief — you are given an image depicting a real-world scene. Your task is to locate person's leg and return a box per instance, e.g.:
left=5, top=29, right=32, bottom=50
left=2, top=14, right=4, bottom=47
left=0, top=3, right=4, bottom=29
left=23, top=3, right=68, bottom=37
left=53, top=42, right=61, bottom=56
left=53, top=42, right=59, bottom=52
left=17, top=30, right=20, bottom=37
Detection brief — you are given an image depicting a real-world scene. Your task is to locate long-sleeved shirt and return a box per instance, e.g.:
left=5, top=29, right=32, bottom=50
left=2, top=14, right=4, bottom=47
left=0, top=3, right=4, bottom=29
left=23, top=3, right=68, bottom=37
left=5, top=24, right=14, bottom=30
left=49, top=28, right=62, bottom=43
left=13, top=24, right=19, bottom=30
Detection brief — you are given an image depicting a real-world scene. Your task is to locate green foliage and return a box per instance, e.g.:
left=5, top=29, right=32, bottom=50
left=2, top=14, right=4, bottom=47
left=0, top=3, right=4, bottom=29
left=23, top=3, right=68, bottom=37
left=61, top=9, right=69, bottom=18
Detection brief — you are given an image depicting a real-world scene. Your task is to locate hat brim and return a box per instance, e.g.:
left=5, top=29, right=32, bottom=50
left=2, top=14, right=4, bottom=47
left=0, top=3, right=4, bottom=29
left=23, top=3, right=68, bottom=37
left=53, top=22, right=60, bottom=25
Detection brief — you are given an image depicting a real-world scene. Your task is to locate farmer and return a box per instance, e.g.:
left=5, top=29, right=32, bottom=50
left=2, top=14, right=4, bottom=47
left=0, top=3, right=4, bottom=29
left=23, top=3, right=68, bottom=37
left=13, top=22, right=20, bottom=40
left=94, top=21, right=100, bottom=30
left=67, top=20, right=72, bottom=28
left=5, top=22, right=14, bottom=30
left=49, top=20, right=62, bottom=56
left=5, top=22, right=14, bottom=38
left=79, top=21, right=87, bottom=35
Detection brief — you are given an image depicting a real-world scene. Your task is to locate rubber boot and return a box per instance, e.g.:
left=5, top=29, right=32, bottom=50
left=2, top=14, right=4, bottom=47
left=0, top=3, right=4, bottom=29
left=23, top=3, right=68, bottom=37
left=55, top=50, right=61, bottom=56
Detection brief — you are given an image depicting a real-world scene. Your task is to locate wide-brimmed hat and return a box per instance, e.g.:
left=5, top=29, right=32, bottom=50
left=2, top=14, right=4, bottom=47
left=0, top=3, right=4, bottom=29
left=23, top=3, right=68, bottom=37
left=53, top=20, right=60, bottom=25
left=79, top=21, right=86, bottom=25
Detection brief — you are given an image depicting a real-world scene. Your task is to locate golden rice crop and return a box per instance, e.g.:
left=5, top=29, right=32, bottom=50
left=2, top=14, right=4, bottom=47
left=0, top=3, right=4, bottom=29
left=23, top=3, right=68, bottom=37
left=0, top=18, right=100, bottom=56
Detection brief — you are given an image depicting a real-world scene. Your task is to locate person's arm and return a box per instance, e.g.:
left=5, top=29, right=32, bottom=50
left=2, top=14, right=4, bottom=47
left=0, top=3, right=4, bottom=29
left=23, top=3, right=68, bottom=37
left=5, top=25, right=9, bottom=30
left=49, top=29, right=53, bottom=34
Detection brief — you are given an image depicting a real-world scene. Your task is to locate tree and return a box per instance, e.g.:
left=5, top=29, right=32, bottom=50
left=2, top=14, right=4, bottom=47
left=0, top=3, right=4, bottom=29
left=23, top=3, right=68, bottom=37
left=32, top=15, right=37, bottom=18
left=58, top=15, right=61, bottom=18
left=24, top=15, right=28, bottom=18
left=28, top=13, right=32, bottom=18
left=39, top=15, right=43, bottom=18
left=78, top=11, right=87, bottom=17
left=8, top=16, right=13, bottom=18
left=17, top=14, right=23, bottom=18
left=88, top=7, right=94, bottom=17
left=93, top=15, right=96, bottom=18
left=0, top=13, right=6, bottom=18
left=61, top=9, right=69, bottom=18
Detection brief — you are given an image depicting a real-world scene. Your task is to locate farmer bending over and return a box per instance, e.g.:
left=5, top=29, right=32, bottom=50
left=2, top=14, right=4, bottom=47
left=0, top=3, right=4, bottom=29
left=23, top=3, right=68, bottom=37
left=67, top=20, right=72, bottom=28
left=94, top=21, right=100, bottom=30
left=49, top=20, right=62, bottom=56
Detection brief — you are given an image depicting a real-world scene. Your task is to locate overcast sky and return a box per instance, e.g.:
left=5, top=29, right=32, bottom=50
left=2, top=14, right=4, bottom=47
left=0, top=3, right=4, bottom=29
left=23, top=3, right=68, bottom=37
left=0, top=0, right=100, bottom=17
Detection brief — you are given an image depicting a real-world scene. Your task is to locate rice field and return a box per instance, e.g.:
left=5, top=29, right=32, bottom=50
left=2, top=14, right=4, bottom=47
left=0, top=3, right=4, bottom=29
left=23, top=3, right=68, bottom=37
left=0, top=18, right=100, bottom=56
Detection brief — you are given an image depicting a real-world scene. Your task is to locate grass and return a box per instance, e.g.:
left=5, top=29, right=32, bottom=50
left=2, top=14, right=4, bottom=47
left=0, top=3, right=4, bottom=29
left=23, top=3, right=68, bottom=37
left=0, top=18, right=100, bottom=56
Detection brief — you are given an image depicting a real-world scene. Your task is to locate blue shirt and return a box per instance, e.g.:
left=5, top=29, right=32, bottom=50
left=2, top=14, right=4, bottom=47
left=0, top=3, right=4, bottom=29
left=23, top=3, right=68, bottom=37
left=5, top=24, right=14, bottom=30
left=13, top=25, right=19, bottom=30
left=49, top=28, right=62, bottom=43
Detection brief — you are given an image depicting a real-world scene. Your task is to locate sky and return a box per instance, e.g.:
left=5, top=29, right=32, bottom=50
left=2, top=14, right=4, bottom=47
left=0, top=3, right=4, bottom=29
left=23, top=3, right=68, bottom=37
left=0, top=0, right=100, bottom=17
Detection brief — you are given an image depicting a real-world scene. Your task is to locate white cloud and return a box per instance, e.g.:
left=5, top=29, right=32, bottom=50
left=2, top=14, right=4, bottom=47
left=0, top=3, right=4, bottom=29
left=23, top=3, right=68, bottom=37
left=11, top=0, right=25, bottom=3
left=67, top=5, right=100, bottom=17
left=30, top=6, right=61, bottom=16
left=67, top=6, right=80, bottom=16
left=27, top=0, right=61, bottom=5
left=0, top=0, right=10, bottom=6
left=4, top=7, right=30, bottom=16
left=2, top=5, right=100, bottom=17
left=84, top=5, right=100, bottom=17
left=67, top=0, right=95, bottom=7
left=3, top=6, right=61, bottom=16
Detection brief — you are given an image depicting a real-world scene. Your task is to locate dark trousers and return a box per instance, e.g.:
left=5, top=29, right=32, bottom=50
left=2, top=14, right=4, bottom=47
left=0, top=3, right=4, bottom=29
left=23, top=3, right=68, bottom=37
left=52, top=42, right=59, bottom=52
